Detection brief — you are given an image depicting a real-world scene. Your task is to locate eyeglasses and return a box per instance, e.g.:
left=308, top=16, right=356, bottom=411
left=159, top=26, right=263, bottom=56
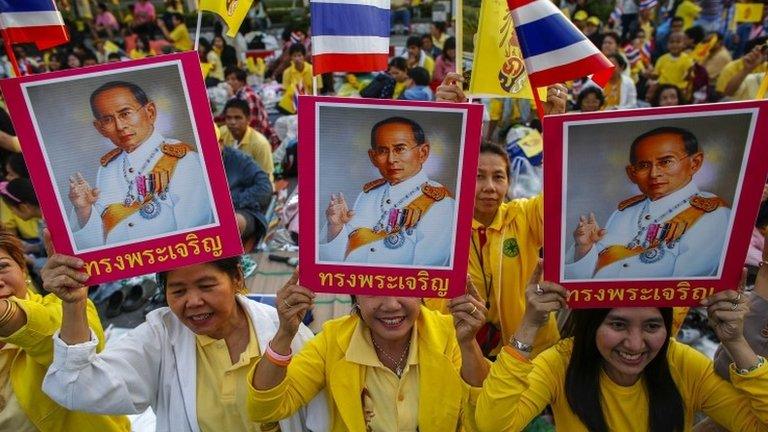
left=95, top=105, right=147, bottom=130
left=371, top=145, right=420, bottom=158
left=630, top=154, right=693, bottom=174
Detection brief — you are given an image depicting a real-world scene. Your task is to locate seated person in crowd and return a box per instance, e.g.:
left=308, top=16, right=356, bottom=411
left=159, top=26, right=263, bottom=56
left=388, top=57, right=410, bottom=99
left=0, top=229, right=129, bottom=432
left=157, top=12, right=192, bottom=52
left=476, top=263, right=768, bottom=431
left=219, top=99, right=275, bottom=183
left=278, top=43, right=318, bottom=115
left=221, top=67, right=279, bottom=148
left=403, top=36, right=435, bottom=79
left=400, top=67, right=433, bottom=101
left=248, top=274, right=490, bottom=431
left=220, top=142, right=273, bottom=245
left=652, top=31, right=695, bottom=94
left=42, top=254, right=327, bottom=432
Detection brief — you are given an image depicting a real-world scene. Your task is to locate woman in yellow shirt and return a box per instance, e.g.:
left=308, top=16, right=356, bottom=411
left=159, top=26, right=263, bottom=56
left=0, top=229, right=129, bottom=432
left=248, top=274, right=490, bottom=431
left=476, top=265, right=768, bottom=431
left=41, top=254, right=327, bottom=432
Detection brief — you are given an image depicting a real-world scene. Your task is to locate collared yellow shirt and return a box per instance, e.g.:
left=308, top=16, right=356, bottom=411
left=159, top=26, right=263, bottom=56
left=346, top=322, right=419, bottom=432
left=0, top=343, right=36, bottom=432
left=219, top=125, right=275, bottom=182
left=195, top=314, right=278, bottom=432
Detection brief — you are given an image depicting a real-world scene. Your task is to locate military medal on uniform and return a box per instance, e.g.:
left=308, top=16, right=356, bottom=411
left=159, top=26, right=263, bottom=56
left=373, top=183, right=424, bottom=250
left=121, top=145, right=172, bottom=220
left=627, top=194, right=695, bottom=264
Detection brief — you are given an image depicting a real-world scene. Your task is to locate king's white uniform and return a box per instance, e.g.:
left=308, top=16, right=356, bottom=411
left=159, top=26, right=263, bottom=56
left=565, top=182, right=730, bottom=279
left=319, top=170, right=455, bottom=266
left=69, top=130, right=215, bottom=250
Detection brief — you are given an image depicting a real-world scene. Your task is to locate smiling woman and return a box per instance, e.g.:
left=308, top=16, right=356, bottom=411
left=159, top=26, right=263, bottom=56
left=41, top=255, right=328, bottom=432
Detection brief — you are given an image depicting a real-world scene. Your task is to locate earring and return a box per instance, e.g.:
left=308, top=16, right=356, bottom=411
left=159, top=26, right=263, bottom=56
left=350, top=303, right=360, bottom=315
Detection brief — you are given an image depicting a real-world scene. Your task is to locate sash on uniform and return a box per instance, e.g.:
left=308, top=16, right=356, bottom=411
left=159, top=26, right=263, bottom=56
left=345, top=186, right=449, bottom=258
left=101, top=145, right=192, bottom=239
left=594, top=197, right=726, bottom=274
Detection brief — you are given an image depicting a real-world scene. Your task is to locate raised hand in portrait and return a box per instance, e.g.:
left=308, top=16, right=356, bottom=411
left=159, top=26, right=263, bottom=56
left=325, top=192, right=354, bottom=242
left=573, top=212, right=606, bottom=260
left=68, top=172, right=99, bottom=225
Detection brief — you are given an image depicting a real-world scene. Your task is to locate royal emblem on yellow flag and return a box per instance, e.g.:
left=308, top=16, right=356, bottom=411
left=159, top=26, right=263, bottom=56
left=734, top=3, right=764, bottom=23
left=469, top=0, right=545, bottom=99
left=199, top=0, right=253, bottom=37
left=691, top=34, right=718, bottom=63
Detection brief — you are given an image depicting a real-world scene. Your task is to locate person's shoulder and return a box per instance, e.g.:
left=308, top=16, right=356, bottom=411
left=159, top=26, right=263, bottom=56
left=161, top=141, right=196, bottom=159
left=422, top=180, right=453, bottom=202
left=691, top=192, right=730, bottom=212
left=617, top=194, right=646, bottom=211
left=362, top=178, right=387, bottom=193
left=100, top=148, right=123, bottom=167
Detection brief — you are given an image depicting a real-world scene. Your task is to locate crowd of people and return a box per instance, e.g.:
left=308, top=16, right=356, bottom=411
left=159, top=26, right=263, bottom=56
left=0, top=0, right=765, bottom=431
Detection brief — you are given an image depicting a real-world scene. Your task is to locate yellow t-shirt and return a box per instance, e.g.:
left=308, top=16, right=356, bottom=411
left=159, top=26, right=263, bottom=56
left=476, top=338, right=768, bottom=431
left=716, top=59, right=768, bottom=94
left=0, top=200, right=39, bottom=241
left=655, top=52, right=695, bottom=89
left=426, top=196, right=560, bottom=357
left=219, top=125, right=275, bottom=182
left=734, top=72, right=767, bottom=100
left=206, top=51, right=224, bottom=81
left=129, top=49, right=152, bottom=59
left=0, top=343, right=37, bottom=432
left=195, top=316, right=277, bottom=432
left=278, top=62, right=317, bottom=114
left=675, top=0, right=702, bottom=30
left=345, top=321, right=419, bottom=432
left=169, top=23, right=192, bottom=52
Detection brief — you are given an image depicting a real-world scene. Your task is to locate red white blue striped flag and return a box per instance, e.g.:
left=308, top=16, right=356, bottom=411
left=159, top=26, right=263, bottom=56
left=507, top=0, right=614, bottom=87
left=310, top=0, right=390, bottom=74
left=0, top=0, right=69, bottom=50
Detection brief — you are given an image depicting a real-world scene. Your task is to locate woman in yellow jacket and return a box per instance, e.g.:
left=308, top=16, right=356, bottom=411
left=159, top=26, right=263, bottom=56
left=476, top=263, right=768, bottom=431
left=248, top=272, right=490, bottom=431
left=0, top=229, right=128, bottom=432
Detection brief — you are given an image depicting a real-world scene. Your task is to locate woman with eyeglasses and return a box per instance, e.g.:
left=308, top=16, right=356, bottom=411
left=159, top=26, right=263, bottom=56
left=41, top=251, right=328, bottom=432
left=475, top=263, right=768, bottom=431
left=248, top=274, right=490, bottom=431
left=0, top=228, right=129, bottom=432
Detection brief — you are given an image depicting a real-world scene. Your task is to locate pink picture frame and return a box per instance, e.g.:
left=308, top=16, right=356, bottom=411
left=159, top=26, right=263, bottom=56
left=298, top=96, right=483, bottom=298
left=543, top=101, right=768, bottom=308
left=0, top=52, right=242, bottom=284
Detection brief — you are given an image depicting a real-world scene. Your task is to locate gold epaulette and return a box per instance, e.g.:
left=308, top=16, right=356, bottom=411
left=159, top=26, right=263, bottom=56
left=161, top=143, right=195, bottom=159
left=421, top=184, right=451, bottom=201
left=690, top=195, right=727, bottom=213
left=363, top=178, right=386, bottom=193
left=618, top=194, right=646, bottom=211
left=100, top=148, right=123, bottom=167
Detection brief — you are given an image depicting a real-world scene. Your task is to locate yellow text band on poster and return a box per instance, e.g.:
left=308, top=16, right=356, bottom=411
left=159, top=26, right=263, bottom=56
left=734, top=3, right=764, bottom=23
left=469, top=0, right=546, bottom=99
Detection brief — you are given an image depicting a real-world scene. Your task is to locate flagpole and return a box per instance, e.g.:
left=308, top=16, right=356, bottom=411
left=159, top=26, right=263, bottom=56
left=2, top=39, right=21, bottom=77
left=194, top=10, right=203, bottom=51
left=455, top=0, right=463, bottom=76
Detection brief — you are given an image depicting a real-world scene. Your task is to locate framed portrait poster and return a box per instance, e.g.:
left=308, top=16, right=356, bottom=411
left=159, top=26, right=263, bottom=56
left=0, top=52, right=243, bottom=284
left=298, top=96, right=483, bottom=298
left=543, top=101, right=768, bottom=308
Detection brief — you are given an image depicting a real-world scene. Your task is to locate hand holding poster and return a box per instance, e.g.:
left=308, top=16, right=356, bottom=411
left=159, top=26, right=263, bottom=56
left=298, top=97, right=483, bottom=298
left=0, top=52, right=242, bottom=284
left=543, top=101, right=768, bottom=307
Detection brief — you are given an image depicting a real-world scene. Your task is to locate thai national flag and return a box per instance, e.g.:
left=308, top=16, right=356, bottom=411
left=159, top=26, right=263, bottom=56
left=0, top=0, right=69, bottom=50
left=639, top=0, right=658, bottom=10
left=641, top=40, right=653, bottom=61
left=624, top=44, right=640, bottom=65
left=310, top=0, right=390, bottom=74
left=507, top=0, right=614, bottom=87
left=610, top=5, right=622, bottom=24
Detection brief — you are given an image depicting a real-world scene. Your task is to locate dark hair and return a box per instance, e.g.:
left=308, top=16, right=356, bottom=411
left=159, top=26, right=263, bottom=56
left=600, top=32, right=621, bottom=48
left=97, top=2, right=108, bottom=11
left=407, top=66, right=430, bottom=86
left=288, top=43, right=306, bottom=56
left=1, top=178, right=38, bottom=207
left=388, top=57, right=408, bottom=71
left=420, top=33, right=432, bottom=42
left=0, top=229, right=26, bottom=270
left=107, top=53, right=122, bottom=61
left=443, top=36, right=456, bottom=53
left=432, top=21, right=447, bottom=33
left=608, top=53, right=627, bottom=70
left=225, top=66, right=248, bottom=83
left=564, top=308, right=684, bottom=432
left=671, top=16, right=684, bottom=24
left=157, top=256, right=243, bottom=292
left=224, top=98, right=251, bottom=117
left=479, top=143, right=511, bottom=177
left=684, top=25, right=705, bottom=44
left=170, top=12, right=183, bottom=23
left=650, top=84, right=686, bottom=107
left=756, top=197, right=768, bottom=229
left=576, top=87, right=604, bottom=110
left=629, top=127, right=699, bottom=164
left=406, top=35, right=422, bottom=49
left=370, top=117, right=426, bottom=149
left=89, top=81, right=149, bottom=118
left=6, top=153, right=29, bottom=179
left=745, top=36, right=768, bottom=54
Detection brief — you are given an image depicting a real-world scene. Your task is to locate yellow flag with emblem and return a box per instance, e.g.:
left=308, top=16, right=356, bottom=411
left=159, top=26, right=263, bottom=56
left=199, top=0, right=254, bottom=37
left=469, top=0, right=545, bottom=100
left=734, top=3, right=764, bottom=23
